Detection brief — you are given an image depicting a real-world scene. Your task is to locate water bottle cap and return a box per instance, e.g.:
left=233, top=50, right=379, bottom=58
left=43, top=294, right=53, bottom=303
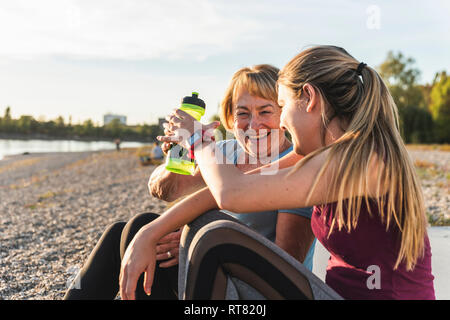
left=182, top=92, right=206, bottom=109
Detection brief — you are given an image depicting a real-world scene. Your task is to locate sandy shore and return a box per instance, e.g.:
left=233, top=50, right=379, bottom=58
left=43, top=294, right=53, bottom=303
left=0, top=147, right=448, bottom=299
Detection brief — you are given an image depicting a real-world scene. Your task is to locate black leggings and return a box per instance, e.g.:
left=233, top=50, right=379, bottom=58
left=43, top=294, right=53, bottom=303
left=63, top=212, right=178, bottom=300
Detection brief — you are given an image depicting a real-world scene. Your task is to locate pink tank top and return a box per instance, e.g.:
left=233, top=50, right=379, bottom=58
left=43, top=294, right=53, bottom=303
left=311, top=200, right=435, bottom=299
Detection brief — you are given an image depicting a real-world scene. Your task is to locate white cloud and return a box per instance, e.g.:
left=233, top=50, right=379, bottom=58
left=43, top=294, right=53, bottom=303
left=0, top=0, right=265, bottom=60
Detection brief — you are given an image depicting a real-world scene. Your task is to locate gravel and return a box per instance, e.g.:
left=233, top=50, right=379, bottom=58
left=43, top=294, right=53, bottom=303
left=0, top=149, right=167, bottom=300
left=407, top=150, right=450, bottom=225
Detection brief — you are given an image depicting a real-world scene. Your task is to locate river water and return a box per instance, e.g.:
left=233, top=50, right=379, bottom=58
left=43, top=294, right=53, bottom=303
left=0, top=138, right=145, bottom=160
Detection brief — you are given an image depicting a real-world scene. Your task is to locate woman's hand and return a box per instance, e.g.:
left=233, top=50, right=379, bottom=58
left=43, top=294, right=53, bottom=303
left=161, top=141, right=172, bottom=155
left=157, top=109, right=220, bottom=150
left=155, top=228, right=183, bottom=268
left=161, top=122, right=173, bottom=155
left=119, top=226, right=185, bottom=299
left=120, top=187, right=220, bottom=300
left=161, top=120, right=175, bottom=155
left=119, top=226, right=157, bottom=300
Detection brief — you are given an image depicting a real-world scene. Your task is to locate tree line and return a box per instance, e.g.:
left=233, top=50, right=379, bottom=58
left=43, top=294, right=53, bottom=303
left=378, top=51, right=449, bottom=143
left=0, top=111, right=163, bottom=142
left=0, top=51, right=448, bottom=144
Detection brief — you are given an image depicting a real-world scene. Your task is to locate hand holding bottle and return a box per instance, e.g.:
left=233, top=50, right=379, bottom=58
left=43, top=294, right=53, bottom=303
left=163, top=92, right=216, bottom=175
left=158, top=109, right=220, bottom=150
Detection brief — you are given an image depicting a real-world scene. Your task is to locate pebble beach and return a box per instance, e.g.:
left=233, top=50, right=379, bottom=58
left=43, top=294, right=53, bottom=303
left=0, top=149, right=167, bottom=299
left=0, top=147, right=449, bottom=300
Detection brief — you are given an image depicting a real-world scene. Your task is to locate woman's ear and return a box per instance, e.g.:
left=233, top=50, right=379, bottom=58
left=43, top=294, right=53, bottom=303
left=302, top=83, right=318, bottom=113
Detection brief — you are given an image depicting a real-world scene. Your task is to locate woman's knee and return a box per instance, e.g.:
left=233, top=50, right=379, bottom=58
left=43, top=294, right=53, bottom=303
left=120, top=212, right=160, bottom=255
left=100, top=221, right=126, bottom=245
left=85, top=221, right=126, bottom=265
left=124, top=212, right=160, bottom=234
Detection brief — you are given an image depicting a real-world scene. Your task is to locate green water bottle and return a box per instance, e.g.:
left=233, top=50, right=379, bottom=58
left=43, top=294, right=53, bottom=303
left=165, top=92, right=206, bottom=175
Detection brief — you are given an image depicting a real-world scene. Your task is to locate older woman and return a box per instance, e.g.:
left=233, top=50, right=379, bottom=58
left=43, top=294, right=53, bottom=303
left=65, top=64, right=315, bottom=300
left=148, top=64, right=315, bottom=267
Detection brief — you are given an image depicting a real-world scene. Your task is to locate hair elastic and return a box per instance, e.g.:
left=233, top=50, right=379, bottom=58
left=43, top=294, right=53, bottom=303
left=356, top=62, right=367, bottom=75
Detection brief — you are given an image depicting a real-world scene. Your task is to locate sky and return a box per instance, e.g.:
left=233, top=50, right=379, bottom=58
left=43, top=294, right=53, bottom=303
left=0, top=0, right=449, bottom=125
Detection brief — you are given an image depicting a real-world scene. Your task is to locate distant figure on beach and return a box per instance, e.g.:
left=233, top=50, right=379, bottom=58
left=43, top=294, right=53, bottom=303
left=151, top=143, right=163, bottom=160
left=114, top=138, right=121, bottom=151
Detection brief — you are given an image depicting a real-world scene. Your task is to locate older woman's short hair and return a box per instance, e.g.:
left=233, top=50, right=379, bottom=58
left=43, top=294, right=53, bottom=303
left=220, top=64, right=279, bottom=131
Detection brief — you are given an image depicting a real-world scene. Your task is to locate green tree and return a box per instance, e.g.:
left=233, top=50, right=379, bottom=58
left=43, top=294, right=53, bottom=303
left=104, top=118, right=124, bottom=138
left=1, top=106, right=13, bottom=132
left=402, top=106, right=434, bottom=143
left=378, top=51, right=425, bottom=109
left=4, top=106, right=12, bottom=121
left=17, top=115, right=38, bottom=135
left=81, top=119, right=95, bottom=137
left=378, top=51, right=434, bottom=143
left=55, top=116, right=67, bottom=136
left=43, top=120, right=56, bottom=135
left=136, top=123, right=162, bottom=141
left=429, top=71, right=450, bottom=143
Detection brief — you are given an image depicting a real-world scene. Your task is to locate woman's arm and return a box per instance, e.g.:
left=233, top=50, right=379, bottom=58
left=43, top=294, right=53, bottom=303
left=275, top=212, right=315, bottom=263
left=158, top=109, right=329, bottom=212
left=244, top=150, right=304, bottom=175
left=198, top=143, right=383, bottom=213
left=159, top=108, right=382, bottom=214
left=196, top=141, right=331, bottom=212
left=148, top=113, right=209, bottom=202
left=242, top=150, right=316, bottom=262
left=120, top=187, right=218, bottom=300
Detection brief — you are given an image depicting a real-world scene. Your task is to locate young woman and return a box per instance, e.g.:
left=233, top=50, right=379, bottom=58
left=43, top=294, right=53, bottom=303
left=119, top=45, right=434, bottom=300
left=64, top=64, right=315, bottom=299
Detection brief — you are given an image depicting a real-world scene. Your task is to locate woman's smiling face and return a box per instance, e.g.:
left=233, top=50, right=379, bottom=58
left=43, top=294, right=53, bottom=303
left=232, top=89, right=286, bottom=159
